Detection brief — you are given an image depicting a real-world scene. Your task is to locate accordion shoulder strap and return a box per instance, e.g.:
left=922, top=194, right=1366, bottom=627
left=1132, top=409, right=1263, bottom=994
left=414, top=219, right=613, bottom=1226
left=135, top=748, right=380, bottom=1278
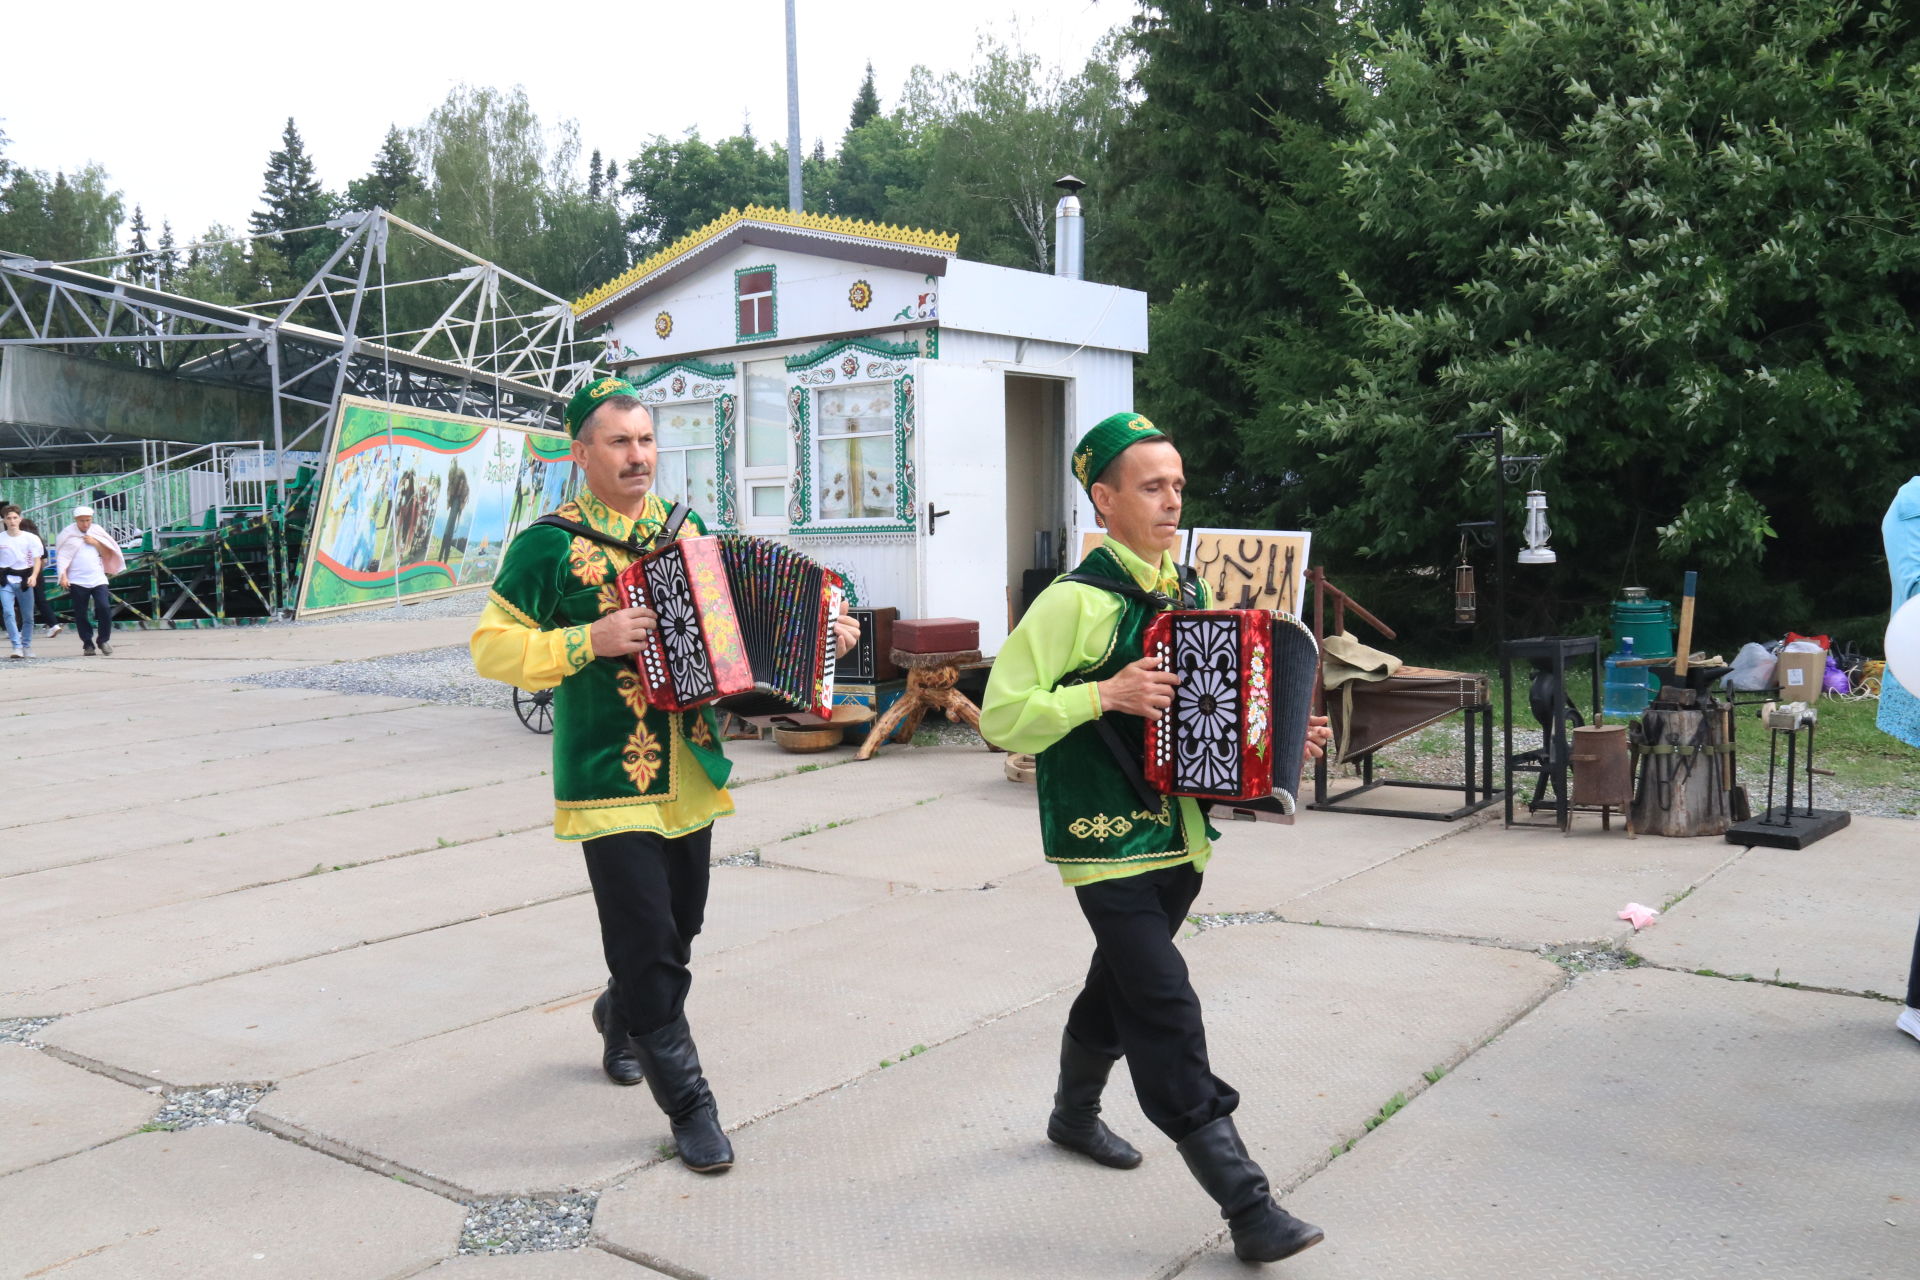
left=1056, top=564, right=1202, bottom=611
left=531, top=501, right=692, bottom=556
left=1054, top=565, right=1200, bottom=812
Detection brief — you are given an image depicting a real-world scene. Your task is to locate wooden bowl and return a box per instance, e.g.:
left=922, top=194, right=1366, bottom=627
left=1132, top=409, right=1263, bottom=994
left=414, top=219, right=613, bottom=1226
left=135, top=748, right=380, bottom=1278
left=773, top=724, right=844, bottom=753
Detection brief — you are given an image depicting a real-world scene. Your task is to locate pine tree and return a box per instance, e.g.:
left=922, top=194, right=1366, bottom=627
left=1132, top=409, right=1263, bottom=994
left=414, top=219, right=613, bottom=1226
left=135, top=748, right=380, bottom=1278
left=588, top=148, right=604, bottom=202
left=849, top=63, right=881, bottom=131
left=602, top=157, right=618, bottom=198
left=250, top=118, right=326, bottom=237
left=125, top=205, right=151, bottom=285
left=346, top=126, right=421, bottom=214
left=156, top=221, right=178, bottom=290
left=250, top=117, right=331, bottom=293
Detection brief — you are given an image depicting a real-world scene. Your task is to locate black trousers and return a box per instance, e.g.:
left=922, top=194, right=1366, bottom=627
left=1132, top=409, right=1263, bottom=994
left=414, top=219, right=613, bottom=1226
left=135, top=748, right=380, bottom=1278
left=1064, top=861, right=1239, bottom=1143
left=69, top=584, right=112, bottom=646
left=581, top=826, right=712, bottom=1037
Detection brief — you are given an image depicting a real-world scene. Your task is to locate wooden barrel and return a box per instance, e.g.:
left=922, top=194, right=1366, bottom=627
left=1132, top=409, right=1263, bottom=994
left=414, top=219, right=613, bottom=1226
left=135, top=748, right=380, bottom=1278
left=1570, top=725, right=1632, bottom=807
left=1629, top=704, right=1731, bottom=837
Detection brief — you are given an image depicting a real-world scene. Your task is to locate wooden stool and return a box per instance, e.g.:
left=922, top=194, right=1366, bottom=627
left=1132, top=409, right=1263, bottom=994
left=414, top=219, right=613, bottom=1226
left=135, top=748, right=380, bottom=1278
left=856, top=648, right=986, bottom=760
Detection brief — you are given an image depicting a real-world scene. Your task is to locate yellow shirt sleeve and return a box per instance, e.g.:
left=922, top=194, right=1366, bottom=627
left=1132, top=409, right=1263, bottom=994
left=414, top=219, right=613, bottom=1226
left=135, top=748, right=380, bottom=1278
left=980, top=582, right=1120, bottom=754
left=469, top=598, right=593, bottom=692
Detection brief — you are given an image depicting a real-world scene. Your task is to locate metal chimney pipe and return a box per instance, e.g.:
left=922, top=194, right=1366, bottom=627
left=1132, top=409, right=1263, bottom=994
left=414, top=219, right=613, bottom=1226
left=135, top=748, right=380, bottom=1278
left=1053, top=174, right=1085, bottom=280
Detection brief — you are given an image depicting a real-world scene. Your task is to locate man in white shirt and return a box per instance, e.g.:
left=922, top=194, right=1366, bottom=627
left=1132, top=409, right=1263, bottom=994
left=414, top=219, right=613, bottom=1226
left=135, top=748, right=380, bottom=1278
left=55, top=506, right=125, bottom=657
left=0, top=505, right=44, bottom=659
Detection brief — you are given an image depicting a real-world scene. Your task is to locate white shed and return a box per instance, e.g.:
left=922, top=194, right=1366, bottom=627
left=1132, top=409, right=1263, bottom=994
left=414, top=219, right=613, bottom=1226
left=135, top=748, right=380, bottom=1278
left=572, top=206, right=1147, bottom=657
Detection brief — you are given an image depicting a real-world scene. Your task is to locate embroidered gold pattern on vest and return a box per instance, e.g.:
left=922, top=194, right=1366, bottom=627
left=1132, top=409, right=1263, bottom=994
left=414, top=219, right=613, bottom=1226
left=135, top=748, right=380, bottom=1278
left=1069, top=813, right=1134, bottom=842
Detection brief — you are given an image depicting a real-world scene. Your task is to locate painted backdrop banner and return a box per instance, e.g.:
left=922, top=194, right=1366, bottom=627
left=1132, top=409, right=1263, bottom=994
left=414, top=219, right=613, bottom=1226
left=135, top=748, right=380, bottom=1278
left=298, top=396, right=577, bottom=616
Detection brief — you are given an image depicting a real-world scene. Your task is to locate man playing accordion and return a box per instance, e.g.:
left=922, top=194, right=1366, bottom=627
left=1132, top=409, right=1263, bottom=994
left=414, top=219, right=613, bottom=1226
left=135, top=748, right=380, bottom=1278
left=471, top=376, right=857, bottom=1175
left=981, top=412, right=1333, bottom=1262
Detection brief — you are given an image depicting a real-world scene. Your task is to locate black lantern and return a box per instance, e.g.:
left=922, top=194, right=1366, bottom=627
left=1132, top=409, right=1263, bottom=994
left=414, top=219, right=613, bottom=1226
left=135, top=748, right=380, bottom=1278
left=1453, top=540, right=1477, bottom=626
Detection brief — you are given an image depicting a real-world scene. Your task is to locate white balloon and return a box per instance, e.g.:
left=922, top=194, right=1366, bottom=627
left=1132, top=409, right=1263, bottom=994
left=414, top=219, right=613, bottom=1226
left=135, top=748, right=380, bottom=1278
left=1888, top=595, right=1920, bottom=686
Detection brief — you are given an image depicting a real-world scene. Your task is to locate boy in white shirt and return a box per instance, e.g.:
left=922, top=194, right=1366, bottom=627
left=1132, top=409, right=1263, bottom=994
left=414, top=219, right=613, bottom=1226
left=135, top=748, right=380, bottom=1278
left=0, top=506, right=45, bottom=659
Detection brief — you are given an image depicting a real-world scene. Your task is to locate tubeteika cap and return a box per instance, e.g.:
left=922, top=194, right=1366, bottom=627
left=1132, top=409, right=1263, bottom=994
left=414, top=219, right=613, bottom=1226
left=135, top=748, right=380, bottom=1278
left=1070, top=412, right=1167, bottom=499
left=564, top=376, right=641, bottom=438
left=73, top=505, right=94, bottom=518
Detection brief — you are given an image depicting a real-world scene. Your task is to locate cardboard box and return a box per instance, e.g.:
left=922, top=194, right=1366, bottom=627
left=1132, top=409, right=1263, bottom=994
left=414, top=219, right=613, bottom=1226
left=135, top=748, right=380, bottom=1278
left=1775, top=649, right=1826, bottom=698
left=835, top=679, right=911, bottom=744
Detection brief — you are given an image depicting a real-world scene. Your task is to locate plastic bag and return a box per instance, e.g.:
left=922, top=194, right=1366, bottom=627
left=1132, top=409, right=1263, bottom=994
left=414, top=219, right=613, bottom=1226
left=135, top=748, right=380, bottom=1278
left=1823, top=653, right=1851, bottom=696
left=1724, top=642, right=1777, bottom=691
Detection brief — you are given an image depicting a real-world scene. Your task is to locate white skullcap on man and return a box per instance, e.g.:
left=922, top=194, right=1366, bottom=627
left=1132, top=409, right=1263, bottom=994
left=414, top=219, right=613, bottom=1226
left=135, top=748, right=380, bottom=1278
left=73, top=506, right=94, bottom=517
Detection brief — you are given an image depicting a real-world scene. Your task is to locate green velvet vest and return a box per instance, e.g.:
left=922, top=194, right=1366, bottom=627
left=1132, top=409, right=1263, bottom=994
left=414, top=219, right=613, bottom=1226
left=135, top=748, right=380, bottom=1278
left=1035, top=544, right=1196, bottom=866
left=491, top=500, right=732, bottom=810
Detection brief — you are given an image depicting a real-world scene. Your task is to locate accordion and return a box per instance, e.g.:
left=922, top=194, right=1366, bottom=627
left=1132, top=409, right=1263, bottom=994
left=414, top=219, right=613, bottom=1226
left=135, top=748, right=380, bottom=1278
left=1143, top=609, right=1321, bottom=810
left=615, top=535, right=843, bottom=718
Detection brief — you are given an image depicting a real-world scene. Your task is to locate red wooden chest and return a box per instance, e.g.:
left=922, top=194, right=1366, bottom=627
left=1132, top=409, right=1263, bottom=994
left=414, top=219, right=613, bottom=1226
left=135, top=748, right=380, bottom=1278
left=893, top=616, right=979, bottom=654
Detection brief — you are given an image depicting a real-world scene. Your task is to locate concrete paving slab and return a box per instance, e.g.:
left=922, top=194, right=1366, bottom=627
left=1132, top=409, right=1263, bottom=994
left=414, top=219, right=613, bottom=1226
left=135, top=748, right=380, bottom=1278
left=424, top=1251, right=666, bottom=1278
left=5, top=708, right=523, bottom=826
left=1184, top=968, right=1920, bottom=1280
left=710, top=746, right=985, bottom=862
left=0, top=1123, right=463, bottom=1280
left=43, top=867, right=895, bottom=1085
left=14, top=701, right=458, bottom=779
left=0, top=1044, right=159, bottom=1175
left=1283, top=821, right=1743, bottom=947
left=0, top=667, right=173, bottom=703
left=2, top=776, right=556, bottom=934
left=1194, top=810, right=1488, bottom=914
left=591, top=923, right=1563, bottom=1280
left=1630, top=817, right=1920, bottom=997
left=762, top=776, right=1038, bottom=888
left=4, top=683, right=410, bottom=744
left=252, top=870, right=1094, bottom=1196
left=2, top=829, right=583, bottom=1015
left=56, top=612, right=479, bottom=663
left=0, top=739, right=546, bottom=878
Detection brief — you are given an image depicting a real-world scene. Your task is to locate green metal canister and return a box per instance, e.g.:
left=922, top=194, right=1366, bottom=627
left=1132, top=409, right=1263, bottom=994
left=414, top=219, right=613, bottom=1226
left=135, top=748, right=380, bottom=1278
left=1611, top=589, right=1675, bottom=688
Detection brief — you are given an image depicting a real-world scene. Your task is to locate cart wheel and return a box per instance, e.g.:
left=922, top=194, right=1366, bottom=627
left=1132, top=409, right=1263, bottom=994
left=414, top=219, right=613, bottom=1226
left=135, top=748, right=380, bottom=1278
left=513, top=686, right=555, bottom=734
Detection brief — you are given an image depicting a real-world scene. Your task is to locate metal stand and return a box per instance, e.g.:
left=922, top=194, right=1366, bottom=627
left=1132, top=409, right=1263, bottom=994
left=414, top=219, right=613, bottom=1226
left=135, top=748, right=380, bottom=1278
left=1311, top=702, right=1497, bottom=821
left=1500, top=635, right=1602, bottom=831
left=1725, top=717, right=1851, bottom=848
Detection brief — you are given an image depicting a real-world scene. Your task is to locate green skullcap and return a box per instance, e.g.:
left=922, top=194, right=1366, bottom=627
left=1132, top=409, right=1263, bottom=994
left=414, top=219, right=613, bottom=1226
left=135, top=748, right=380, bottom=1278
left=1070, top=411, right=1167, bottom=497
left=564, top=376, right=641, bottom=438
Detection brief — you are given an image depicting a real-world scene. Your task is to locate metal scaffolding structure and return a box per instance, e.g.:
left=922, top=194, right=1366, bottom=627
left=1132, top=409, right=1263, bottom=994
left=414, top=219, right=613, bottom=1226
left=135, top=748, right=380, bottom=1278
left=0, top=208, right=594, bottom=488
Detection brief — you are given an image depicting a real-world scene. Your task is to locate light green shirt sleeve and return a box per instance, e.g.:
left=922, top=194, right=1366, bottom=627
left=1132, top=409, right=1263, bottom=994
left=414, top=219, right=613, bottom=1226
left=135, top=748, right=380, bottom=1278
left=980, top=582, right=1121, bottom=753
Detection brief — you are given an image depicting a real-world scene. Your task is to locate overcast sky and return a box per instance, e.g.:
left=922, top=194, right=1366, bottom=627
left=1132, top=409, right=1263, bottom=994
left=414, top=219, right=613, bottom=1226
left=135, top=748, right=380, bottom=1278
left=1, top=0, right=1126, bottom=246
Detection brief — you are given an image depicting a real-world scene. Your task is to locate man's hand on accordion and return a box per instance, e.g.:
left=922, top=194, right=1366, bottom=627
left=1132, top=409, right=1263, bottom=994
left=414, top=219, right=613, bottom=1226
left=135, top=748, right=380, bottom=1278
left=831, top=606, right=860, bottom=660
left=1098, top=655, right=1182, bottom=722
left=590, top=605, right=660, bottom=657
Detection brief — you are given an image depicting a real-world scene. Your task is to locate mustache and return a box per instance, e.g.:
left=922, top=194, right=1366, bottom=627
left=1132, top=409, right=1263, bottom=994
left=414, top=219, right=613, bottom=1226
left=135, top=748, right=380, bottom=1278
left=618, top=467, right=651, bottom=478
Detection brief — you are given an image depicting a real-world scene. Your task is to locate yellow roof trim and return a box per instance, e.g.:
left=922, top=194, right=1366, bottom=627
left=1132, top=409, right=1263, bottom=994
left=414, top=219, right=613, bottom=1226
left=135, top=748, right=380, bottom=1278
left=571, top=206, right=961, bottom=316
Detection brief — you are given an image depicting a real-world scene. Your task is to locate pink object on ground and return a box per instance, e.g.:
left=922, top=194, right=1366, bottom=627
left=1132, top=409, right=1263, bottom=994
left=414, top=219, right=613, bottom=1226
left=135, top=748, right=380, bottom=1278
left=1618, top=903, right=1660, bottom=930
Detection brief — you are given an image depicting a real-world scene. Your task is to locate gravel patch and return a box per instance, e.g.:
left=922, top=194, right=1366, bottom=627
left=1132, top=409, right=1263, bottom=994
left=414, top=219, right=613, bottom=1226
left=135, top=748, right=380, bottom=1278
left=1189, top=911, right=1283, bottom=930
left=236, top=644, right=509, bottom=709
left=146, top=1084, right=271, bottom=1130
left=1538, top=945, right=1641, bottom=974
left=0, top=1017, right=56, bottom=1045
left=460, top=1194, right=598, bottom=1255
left=714, top=851, right=762, bottom=867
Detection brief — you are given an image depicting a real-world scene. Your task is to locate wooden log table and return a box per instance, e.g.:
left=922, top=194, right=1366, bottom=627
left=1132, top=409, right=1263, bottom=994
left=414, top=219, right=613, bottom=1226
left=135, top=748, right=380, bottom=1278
left=856, top=648, right=987, bottom=760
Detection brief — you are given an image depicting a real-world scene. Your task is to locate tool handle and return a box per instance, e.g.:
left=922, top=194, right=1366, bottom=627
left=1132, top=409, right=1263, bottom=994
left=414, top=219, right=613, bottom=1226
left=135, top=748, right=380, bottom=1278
left=1674, top=571, right=1698, bottom=676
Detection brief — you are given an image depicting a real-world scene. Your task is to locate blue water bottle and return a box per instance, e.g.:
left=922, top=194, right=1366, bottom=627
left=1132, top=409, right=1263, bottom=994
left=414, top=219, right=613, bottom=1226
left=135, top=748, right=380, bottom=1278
left=1603, top=635, right=1650, bottom=719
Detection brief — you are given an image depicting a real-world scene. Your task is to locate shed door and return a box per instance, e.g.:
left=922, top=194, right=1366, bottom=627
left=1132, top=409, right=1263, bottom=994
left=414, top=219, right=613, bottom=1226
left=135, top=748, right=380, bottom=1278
left=914, top=361, right=1009, bottom=654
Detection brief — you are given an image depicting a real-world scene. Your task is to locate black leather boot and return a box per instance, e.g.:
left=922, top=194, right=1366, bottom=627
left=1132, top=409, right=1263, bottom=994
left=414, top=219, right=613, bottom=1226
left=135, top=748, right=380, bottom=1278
left=1176, top=1116, right=1324, bottom=1262
left=629, top=1014, right=734, bottom=1174
left=590, top=984, right=644, bottom=1086
left=1046, top=1030, right=1142, bottom=1169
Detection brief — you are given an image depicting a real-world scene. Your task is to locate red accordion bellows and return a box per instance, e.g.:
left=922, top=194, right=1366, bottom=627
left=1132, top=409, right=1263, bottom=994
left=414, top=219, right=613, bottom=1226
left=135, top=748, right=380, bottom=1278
left=1143, top=609, right=1320, bottom=807
left=616, top=535, right=841, bottom=718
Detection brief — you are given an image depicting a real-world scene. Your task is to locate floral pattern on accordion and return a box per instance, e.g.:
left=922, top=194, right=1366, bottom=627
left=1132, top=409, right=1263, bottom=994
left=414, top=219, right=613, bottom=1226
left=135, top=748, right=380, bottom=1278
left=1247, top=635, right=1271, bottom=760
